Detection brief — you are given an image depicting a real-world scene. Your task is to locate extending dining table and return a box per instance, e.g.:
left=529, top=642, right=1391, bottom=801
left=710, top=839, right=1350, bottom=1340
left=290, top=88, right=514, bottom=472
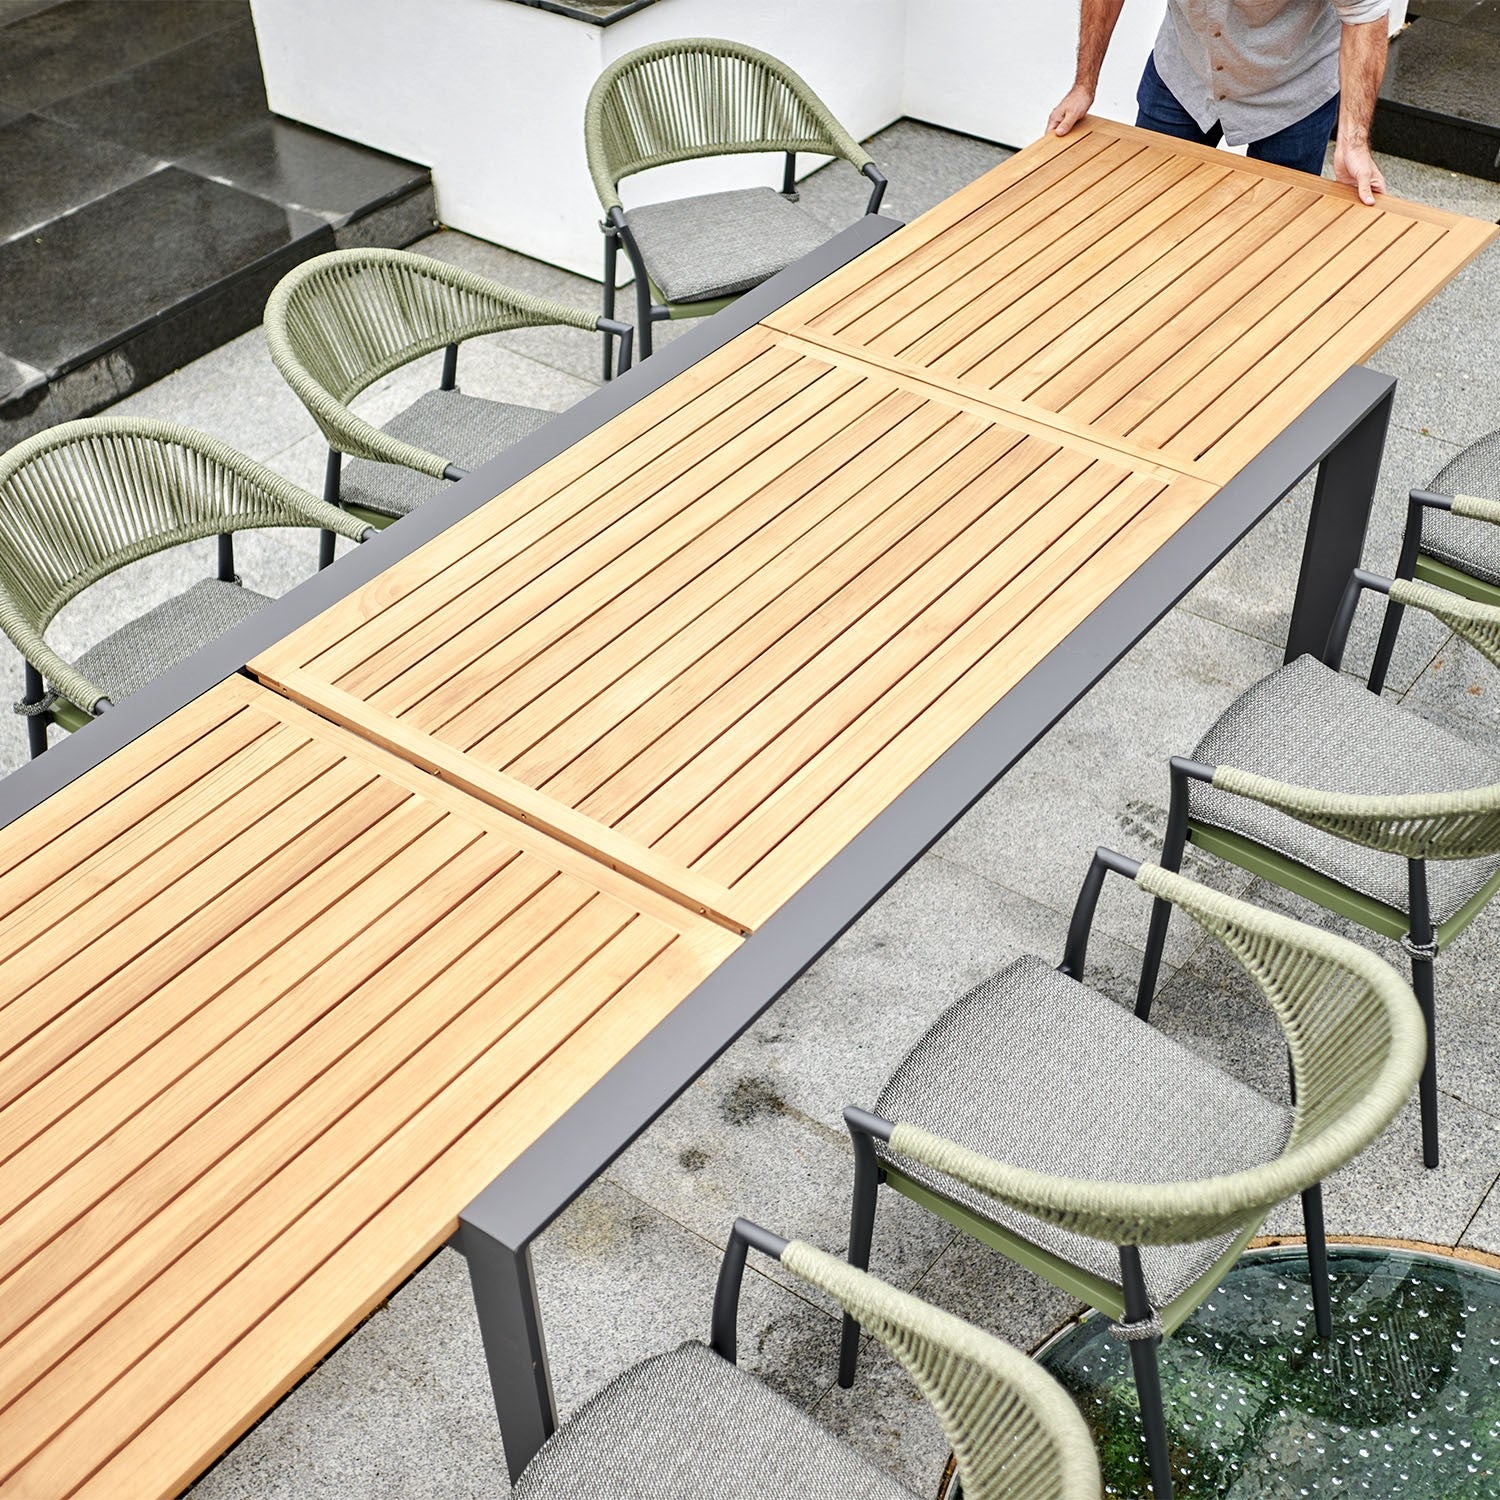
left=0, top=117, right=1492, bottom=1497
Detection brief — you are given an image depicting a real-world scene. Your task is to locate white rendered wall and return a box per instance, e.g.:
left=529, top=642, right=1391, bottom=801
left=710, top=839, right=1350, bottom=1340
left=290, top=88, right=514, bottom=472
left=905, top=1, right=1163, bottom=150
left=249, top=0, right=903, bottom=278
left=251, top=0, right=1411, bottom=277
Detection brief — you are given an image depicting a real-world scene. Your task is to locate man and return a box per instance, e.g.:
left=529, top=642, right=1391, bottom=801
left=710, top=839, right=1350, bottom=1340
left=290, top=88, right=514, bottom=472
left=1047, top=0, right=1390, bottom=205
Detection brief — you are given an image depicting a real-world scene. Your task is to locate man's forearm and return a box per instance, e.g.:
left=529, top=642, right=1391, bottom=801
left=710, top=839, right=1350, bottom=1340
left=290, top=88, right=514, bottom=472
left=1074, top=0, right=1127, bottom=90
left=1337, top=17, right=1388, bottom=149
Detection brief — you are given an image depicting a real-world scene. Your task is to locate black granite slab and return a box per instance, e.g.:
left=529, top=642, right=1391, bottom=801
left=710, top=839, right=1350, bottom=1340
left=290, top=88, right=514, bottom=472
left=1375, top=12, right=1500, bottom=179
left=500, top=0, right=661, bottom=24
left=1386, top=15, right=1500, bottom=124
left=0, top=113, right=160, bottom=242
left=0, top=0, right=241, bottom=113
left=0, top=354, right=43, bottom=405
left=39, top=15, right=267, bottom=160
left=179, top=118, right=429, bottom=227
left=0, top=166, right=328, bottom=377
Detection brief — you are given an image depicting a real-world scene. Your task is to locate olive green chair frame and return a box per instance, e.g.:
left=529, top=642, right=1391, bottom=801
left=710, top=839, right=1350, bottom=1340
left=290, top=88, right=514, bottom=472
left=1138, top=570, right=1500, bottom=1170
left=1369, top=485, right=1500, bottom=694
left=265, top=248, right=632, bottom=561
left=0, top=418, right=372, bottom=757
left=841, top=853, right=1424, bottom=1500
left=584, top=37, right=887, bottom=372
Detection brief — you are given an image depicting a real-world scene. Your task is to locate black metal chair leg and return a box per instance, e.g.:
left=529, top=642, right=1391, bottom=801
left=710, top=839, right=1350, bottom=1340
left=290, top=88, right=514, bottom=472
left=601, top=228, right=619, bottom=382
left=1128, top=1335, right=1174, bottom=1500
left=1368, top=496, right=1426, bottom=696
left=1137, top=763, right=1191, bottom=1019
left=635, top=273, right=653, bottom=361
left=838, top=1125, right=880, bottom=1389
left=21, top=661, right=49, bottom=759
left=1409, top=950, right=1440, bottom=1168
left=1407, top=859, right=1440, bottom=1169
left=318, top=530, right=336, bottom=570
left=1301, top=1182, right=1332, bottom=1340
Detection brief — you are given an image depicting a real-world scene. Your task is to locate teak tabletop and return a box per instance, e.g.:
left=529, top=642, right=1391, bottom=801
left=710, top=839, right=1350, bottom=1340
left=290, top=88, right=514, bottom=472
left=0, top=119, right=1493, bottom=1497
left=0, top=677, right=734, bottom=1498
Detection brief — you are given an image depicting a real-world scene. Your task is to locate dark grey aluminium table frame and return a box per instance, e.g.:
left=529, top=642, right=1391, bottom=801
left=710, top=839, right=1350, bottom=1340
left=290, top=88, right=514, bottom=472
left=0, top=213, right=1393, bottom=1489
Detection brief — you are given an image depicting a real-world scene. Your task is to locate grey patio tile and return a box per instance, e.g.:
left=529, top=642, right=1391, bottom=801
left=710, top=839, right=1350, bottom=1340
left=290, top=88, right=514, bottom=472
left=810, top=1342, right=957, bottom=1496
left=1459, top=1180, right=1500, bottom=1258
left=263, top=430, right=329, bottom=493
left=451, top=339, right=597, bottom=414
left=1367, top=245, right=1500, bottom=451
left=186, top=1246, right=504, bottom=1500
left=529, top=1178, right=842, bottom=1419
left=1177, top=419, right=1461, bottom=690
left=1263, top=1092, right=1500, bottom=1245
left=603, top=1044, right=956, bottom=1303
left=1369, top=146, right=1500, bottom=223
left=798, top=117, right=1014, bottom=232
left=1394, top=633, right=1500, bottom=744
left=106, top=325, right=315, bottom=464
left=934, top=604, right=1277, bottom=964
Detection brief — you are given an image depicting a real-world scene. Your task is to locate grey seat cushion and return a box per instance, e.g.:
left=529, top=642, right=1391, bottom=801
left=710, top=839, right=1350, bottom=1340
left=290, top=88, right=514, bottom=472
left=341, top=389, right=553, bottom=519
left=628, top=186, right=835, bottom=304
left=1421, top=428, right=1500, bottom=585
left=875, top=955, right=1293, bottom=1310
left=512, top=1340, right=914, bottom=1499
left=1191, top=654, right=1500, bottom=925
left=70, top=577, right=270, bottom=705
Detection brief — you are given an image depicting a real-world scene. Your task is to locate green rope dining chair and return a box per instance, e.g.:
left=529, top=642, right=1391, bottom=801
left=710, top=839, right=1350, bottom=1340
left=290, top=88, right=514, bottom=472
left=0, top=417, right=372, bottom=757
left=265, top=248, right=632, bottom=562
left=584, top=37, right=887, bottom=370
left=840, top=852, right=1424, bottom=1500
left=1137, top=570, right=1500, bottom=1169
left=1369, top=425, right=1500, bottom=693
left=511, top=1218, right=1102, bottom=1500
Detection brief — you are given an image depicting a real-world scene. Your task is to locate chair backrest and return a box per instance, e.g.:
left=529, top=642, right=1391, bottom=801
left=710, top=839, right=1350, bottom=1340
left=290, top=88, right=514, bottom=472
left=264, top=249, right=594, bottom=468
left=1429, top=426, right=1500, bottom=505
left=887, top=866, right=1424, bottom=1251
left=1216, top=580, right=1500, bottom=863
left=584, top=37, right=872, bottom=211
left=782, top=1239, right=1102, bottom=1500
left=0, top=418, right=334, bottom=635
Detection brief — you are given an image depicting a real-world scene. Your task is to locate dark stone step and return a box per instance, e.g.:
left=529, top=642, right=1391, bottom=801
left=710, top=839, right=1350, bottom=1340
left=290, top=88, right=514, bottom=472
left=0, top=0, right=435, bottom=445
left=1374, top=12, right=1500, bottom=181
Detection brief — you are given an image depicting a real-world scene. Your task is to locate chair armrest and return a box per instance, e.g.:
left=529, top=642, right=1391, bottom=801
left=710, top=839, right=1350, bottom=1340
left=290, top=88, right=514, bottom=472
left=709, top=1218, right=790, bottom=1361
left=0, top=595, right=108, bottom=716
left=1059, top=846, right=1143, bottom=978
left=862, top=162, right=888, bottom=215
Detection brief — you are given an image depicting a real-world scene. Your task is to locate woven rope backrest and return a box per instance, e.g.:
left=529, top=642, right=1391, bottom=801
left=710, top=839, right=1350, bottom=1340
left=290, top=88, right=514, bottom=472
left=887, top=868, right=1423, bottom=1251
left=0, top=419, right=307, bottom=630
left=782, top=1242, right=1101, bottom=1500
left=584, top=38, right=870, bottom=209
left=266, top=250, right=590, bottom=431
left=1450, top=493, right=1500, bottom=528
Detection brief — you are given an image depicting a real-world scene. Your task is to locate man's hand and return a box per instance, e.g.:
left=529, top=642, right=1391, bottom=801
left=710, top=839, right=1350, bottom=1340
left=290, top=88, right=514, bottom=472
left=1048, top=84, right=1095, bottom=137
left=1335, top=17, right=1389, bottom=206
left=1333, top=134, right=1387, bottom=206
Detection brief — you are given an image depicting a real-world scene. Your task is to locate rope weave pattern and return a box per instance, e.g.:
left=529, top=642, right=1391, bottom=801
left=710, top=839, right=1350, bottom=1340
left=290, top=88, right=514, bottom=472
left=584, top=38, right=872, bottom=211
left=265, top=250, right=596, bottom=476
left=1451, top=493, right=1500, bottom=527
left=886, top=867, right=1423, bottom=1251
left=0, top=418, right=365, bottom=712
left=783, top=1242, right=1102, bottom=1499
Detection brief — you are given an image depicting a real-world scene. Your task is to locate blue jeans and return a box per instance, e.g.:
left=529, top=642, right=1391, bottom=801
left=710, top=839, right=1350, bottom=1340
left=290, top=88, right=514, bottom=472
left=1135, top=52, right=1338, bottom=177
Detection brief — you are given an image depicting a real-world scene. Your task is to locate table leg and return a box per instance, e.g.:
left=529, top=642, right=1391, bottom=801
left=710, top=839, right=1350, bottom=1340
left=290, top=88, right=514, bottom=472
left=1284, top=381, right=1395, bottom=663
left=460, top=1222, right=557, bottom=1484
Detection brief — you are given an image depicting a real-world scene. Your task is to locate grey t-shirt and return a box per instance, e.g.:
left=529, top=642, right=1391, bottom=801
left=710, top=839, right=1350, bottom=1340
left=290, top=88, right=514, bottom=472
left=1152, top=0, right=1390, bottom=145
